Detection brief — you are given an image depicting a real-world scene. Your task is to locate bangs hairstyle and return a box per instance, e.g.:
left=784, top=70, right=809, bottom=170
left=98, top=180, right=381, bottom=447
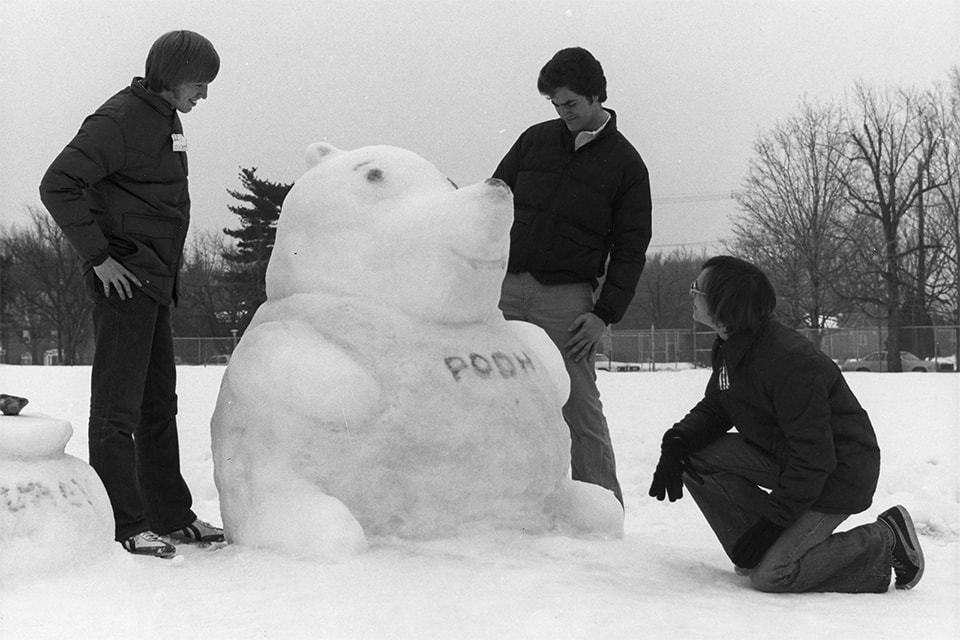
left=702, top=256, right=777, bottom=336
left=144, top=30, right=220, bottom=93
left=537, top=47, right=607, bottom=102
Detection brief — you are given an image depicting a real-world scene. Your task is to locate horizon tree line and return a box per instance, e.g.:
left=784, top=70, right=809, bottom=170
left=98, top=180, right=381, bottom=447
left=1, top=70, right=957, bottom=368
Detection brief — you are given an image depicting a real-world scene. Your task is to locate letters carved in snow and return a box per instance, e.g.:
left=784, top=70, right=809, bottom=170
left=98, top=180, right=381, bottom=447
left=444, top=351, right=536, bottom=382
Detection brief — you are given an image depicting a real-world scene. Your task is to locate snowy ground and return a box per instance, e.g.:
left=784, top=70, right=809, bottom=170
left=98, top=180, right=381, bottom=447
left=1, top=364, right=957, bottom=639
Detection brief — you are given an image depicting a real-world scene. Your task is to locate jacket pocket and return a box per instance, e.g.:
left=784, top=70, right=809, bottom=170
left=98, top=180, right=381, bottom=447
left=514, top=170, right=560, bottom=210
left=110, top=234, right=172, bottom=290
left=509, top=207, right=538, bottom=253
left=122, top=213, right=181, bottom=266
left=550, top=219, right=606, bottom=277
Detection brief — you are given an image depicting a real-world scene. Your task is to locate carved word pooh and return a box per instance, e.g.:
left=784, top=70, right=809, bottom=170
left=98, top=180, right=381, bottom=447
left=210, top=144, right=622, bottom=559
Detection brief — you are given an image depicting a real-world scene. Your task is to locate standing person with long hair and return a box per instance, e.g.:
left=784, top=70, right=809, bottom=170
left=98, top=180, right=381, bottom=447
left=649, top=255, right=924, bottom=592
left=40, top=30, right=225, bottom=558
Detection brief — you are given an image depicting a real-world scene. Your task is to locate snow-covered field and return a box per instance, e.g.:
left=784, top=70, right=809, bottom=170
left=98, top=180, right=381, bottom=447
left=1, top=364, right=957, bottom=639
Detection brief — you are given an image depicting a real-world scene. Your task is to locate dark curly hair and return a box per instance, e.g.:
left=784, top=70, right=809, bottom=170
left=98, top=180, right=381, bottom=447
left=701, top=256, right=777, bottom=336
left=537, top=47, right=607, bottom=102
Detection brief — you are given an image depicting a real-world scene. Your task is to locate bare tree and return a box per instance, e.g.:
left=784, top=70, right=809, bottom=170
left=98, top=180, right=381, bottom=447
left=890, top=78, right=960, bottom=358
left=837, top=83, right=944, bottom=371
left=925, top=67, right=960, bottom=359
left=0, top=251, right=10, bottom=360
left=732, top=99, right=857, bottom=347
left=175, top=230, right=235, bottom=338
left=1, top=206, right=91, bottom=364
left=619, top=248, right=704, bottom=330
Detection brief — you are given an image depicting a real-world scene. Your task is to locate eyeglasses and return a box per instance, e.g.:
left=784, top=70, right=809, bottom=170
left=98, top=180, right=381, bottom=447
left=689, top=280, right=707, bottom=298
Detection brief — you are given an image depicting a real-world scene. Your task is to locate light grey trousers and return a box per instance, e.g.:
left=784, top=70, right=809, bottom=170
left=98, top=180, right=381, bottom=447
left=499, top=272, right=623, bottom=505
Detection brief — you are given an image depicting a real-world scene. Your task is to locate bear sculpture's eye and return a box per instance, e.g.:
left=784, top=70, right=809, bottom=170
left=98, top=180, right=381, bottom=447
left=366, top=168, right=384, bottom=183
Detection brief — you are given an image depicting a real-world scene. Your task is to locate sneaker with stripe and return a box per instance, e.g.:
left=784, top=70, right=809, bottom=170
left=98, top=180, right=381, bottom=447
left=166, top=518, right=225, bottom=544
left=878, top=505, right=924, bottom=590
left=122, top=531, right=176, bottom=558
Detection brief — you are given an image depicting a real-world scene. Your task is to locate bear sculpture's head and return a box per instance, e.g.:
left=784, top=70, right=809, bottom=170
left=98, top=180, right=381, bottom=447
left=267, top=144, right=513, bottom=324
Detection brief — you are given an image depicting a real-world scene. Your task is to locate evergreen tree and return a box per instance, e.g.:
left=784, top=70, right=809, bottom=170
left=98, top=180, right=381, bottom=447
left=222, top=167, right=292, bottom=331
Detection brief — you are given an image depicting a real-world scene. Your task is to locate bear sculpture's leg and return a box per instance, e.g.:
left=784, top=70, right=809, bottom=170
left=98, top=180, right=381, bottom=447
left=221, top=457, right=368, bottom=560
left=547, top=478, right=624, bottom=539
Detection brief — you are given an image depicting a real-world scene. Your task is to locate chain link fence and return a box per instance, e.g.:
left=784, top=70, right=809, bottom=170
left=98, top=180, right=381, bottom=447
left=4, top=326, right=958, bottom=370
left=172, top=336, right=240, bottom=366
left=600, top=325, right=959, bottom=371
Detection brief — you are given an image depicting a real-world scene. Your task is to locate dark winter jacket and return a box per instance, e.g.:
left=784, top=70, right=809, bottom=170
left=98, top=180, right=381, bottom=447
left=39, top=77, right=190, bottom=306
left=492, top=110, right=652, bottom=325
left=672, top=321, right=881, bottom=527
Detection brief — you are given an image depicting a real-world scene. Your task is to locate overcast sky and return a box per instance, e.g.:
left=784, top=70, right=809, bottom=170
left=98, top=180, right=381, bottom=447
left=2, top=0, right=958, bottom=252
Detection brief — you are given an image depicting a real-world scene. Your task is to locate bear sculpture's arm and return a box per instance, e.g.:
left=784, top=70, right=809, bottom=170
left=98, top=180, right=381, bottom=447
left=505, top=319, right=570, bottom=406
left=224, top=318, right=381, bottom=429
left=211, top=318, right=377, bottom=559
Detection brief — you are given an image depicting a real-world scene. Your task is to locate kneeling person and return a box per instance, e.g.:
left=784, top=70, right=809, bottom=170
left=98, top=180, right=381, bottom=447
left=648, top=256, right=923, bottom=593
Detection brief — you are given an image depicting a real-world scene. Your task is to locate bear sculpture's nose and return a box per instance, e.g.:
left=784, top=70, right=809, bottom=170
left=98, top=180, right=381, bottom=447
left=484, top=178, right=511, bottom=200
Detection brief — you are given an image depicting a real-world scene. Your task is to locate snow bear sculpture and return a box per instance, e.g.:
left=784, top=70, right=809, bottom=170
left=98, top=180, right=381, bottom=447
left=210, top=143, right=622, bottom=559
left=0, top=413, right=113, bottom=578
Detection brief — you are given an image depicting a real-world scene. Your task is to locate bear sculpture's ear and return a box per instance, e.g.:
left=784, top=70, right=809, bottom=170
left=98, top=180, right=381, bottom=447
left=305, top=142, right=341, bottom=169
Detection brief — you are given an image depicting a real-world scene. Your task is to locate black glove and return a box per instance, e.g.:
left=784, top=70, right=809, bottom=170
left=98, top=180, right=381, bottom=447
left=648, top=432, right=704, bottom=502
left=731, top=517, right=786, bottom=569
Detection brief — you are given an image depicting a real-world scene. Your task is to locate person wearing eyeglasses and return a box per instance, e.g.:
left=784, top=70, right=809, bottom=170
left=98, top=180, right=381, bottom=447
left=648, top=255, right=924, bottom=593
left=492, top=47, right=652, bottom=508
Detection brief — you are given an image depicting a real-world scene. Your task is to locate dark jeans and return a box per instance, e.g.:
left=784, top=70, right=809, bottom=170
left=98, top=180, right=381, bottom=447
left=499, top=272, right=623, bottom=505
left=88, top=285, right=195, bottom=541
left=684, top=434, right=893, bottom=593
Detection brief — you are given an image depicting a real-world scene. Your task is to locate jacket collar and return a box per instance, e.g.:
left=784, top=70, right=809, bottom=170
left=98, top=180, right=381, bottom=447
left=715, top=320, right=775, bottom=370
left=602, top=108, right=619, bottom=133
left=130, top=77, right=175, bottom=117
left=559, top=108, right=619, bottom=147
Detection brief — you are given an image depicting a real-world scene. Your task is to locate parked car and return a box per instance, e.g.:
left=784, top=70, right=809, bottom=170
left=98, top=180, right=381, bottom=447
left=840, top=351, right=937, bottom=372
left=205, top=354, right=231, bottom=366
left=594, top=354, right=642, bottom=372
